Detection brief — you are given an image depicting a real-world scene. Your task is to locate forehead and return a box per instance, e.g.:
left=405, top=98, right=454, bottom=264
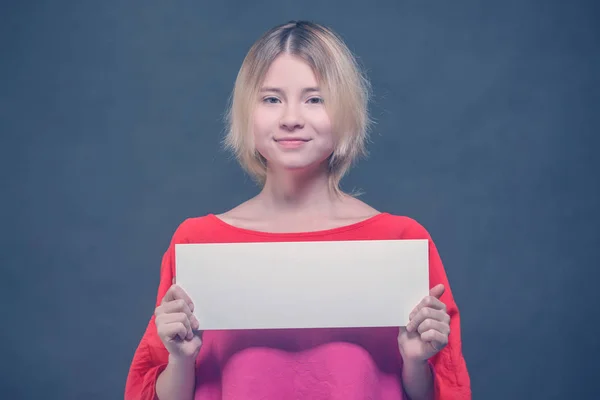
left=262, top=53, right=319, bottom=88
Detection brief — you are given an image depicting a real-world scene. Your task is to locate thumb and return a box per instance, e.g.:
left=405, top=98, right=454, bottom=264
left=397, top=325, right=408, bottom=339
left=429, top=284, right=445, bottom=299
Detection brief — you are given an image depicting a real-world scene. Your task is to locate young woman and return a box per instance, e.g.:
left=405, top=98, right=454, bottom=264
left=125, top=21, right=471, bottom=400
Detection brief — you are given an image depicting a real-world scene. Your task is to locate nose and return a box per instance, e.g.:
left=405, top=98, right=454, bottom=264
left=279, top=104, right=304, bottom=131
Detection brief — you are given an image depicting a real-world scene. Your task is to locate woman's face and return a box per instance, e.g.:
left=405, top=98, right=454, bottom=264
left=253, top=54, right=335, bottom=173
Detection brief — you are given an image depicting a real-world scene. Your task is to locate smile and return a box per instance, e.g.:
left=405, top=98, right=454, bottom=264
left=274, top=138, right=311, bottom=149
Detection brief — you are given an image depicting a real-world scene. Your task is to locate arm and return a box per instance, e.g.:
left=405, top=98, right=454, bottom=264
left=154, top=285, right=202, bottom=400
left=400, top=218, right=472, bottom=400
left=402, top=359, right=435, bottom=400
left=125, top=220, right=197, bottom=400
left=155, top=355, right=196, bottom=400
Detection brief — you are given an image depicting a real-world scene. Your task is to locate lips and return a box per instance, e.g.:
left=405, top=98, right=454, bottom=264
left=274, top=137, right=311, bottom=149
left=274, top=138, right=311, bottom=142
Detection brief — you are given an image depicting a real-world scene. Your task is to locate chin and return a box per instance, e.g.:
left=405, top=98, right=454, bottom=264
left=268, top=156, right=330, bottom=173
left=257, top=145, right=333, bottom=173
left=273, top=160, right=314, bottom=171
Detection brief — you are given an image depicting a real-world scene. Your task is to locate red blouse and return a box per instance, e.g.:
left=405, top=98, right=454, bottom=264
left=125, top=213, right=471, bottom=399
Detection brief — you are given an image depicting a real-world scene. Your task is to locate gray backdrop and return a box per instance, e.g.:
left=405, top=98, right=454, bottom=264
left=2, top=1, right=599, bottom=399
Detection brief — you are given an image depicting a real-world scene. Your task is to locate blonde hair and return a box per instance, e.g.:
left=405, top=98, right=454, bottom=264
left=224, top=20, right=372, bottom=195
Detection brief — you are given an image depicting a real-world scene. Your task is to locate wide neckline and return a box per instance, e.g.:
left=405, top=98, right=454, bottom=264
left=207, top=212, right=390, bottom=238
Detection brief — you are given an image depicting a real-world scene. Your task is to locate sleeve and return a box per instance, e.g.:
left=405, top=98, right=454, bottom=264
left=402, top=217, right=472, bottom=400
left=124, top=220, right=191, bottom=400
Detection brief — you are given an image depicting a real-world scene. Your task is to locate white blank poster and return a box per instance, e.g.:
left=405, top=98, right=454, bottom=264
left=175, top=239, right=429, bottom=330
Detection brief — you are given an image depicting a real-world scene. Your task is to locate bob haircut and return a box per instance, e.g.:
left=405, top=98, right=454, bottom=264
left=224, top=20, right=372, bottom=195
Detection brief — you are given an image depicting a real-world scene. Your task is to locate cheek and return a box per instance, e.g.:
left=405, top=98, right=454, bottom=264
left=312, top=112, right=334, bottom=141
left=253, top=107, right=276, bottom=137
left=252, top=109, right=273, bottom=156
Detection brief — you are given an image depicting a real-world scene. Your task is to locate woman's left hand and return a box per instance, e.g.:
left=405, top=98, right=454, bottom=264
left=398, top=284, right=450, bottom=363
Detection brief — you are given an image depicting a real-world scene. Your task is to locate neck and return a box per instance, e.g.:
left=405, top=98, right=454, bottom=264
left=256, top=164, right=342, bottom=216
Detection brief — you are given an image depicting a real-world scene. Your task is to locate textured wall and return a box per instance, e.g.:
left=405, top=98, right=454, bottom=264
left=2, top=1, right=598, bottom=398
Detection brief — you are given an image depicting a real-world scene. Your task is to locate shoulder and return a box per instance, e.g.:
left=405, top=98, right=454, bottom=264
left=167, top=214, right=224, bottom=244
left=381, top=215, right=448, bottom=277
left=340, top=195, right=435, bottom=239
left=377, top=213, right=435, bottom=240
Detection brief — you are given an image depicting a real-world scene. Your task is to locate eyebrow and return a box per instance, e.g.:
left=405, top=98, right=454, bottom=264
left=260, top=87, right=320, bottom=94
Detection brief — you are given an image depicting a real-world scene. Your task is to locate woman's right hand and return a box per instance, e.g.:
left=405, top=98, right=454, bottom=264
left=154, top=284, right=202, bottom=362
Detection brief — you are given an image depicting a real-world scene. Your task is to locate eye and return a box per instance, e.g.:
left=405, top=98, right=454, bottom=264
left=307, top=97, right=324, bottom=104
left=263, top=96, right=281, bottom=104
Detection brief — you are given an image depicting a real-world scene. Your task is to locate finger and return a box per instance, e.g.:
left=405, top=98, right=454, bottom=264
left=170, top=322, right=189, bottom=341
left=162, top=284, right=193, bottom=305
left=429, top=284, right=445, bottom=299
left=157, top=312, right=192, bottom=330
left=157, top=320, right=189, bottom=342
left=156, top=313, right=193, bottom=339
left=409, top=294, right=447, bottom=320
left=162, top=284, right=195, bottom=312
left=188, top=313, right=200, bottom=331
left=416, top=318, right=450, bottom=336
left=420, top=329, right=448, bottom=350
left=406, top=308, right=449, bottom=333
left=156, top=299, right=194, bottom=319
left=163, top=312, right=198, bottom=336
